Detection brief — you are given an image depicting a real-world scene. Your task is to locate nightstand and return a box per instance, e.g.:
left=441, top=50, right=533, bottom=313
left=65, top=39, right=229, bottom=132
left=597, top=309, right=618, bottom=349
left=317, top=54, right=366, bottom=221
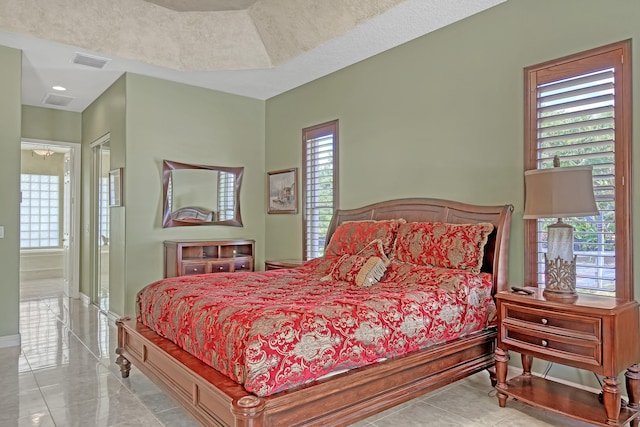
left=495, top=287, right=640, bottom=426
left=264, top=259, right=304, bottom=270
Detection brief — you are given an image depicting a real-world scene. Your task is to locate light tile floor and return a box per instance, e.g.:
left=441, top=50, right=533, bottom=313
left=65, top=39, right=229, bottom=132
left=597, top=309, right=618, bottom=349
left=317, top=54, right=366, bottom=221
left=1, top=278, right=597, bottom=426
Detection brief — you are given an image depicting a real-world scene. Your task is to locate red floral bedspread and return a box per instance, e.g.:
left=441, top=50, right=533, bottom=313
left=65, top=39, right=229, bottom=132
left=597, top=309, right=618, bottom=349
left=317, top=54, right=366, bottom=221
left=136, top=261, right=495, bottom=397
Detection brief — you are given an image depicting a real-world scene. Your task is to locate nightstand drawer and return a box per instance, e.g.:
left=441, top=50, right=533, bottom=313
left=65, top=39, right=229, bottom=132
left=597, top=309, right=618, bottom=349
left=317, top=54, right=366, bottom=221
left=501, top=321, right=602, bottom=367
left=502, top=303, right=601, bottom=340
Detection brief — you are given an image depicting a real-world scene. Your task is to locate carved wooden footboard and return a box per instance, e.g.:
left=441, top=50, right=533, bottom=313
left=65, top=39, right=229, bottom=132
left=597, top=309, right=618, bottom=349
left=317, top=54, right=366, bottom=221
left=116, top=198, right=513, bottom=427
left=117, top=316, right=497, bottom=427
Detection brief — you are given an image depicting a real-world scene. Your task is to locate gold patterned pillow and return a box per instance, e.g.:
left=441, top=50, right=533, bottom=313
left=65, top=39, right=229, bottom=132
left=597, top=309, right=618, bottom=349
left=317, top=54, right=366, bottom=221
left=394, top=222, right=494, bottom=274
left=327, top=254, right=387, bottom=287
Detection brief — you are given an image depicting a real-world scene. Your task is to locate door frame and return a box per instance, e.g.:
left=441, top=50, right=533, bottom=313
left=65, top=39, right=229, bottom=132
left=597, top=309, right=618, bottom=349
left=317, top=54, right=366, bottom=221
left=21, top=138, right=81, bottom=298
left=90, top=134, right=110, bottom=307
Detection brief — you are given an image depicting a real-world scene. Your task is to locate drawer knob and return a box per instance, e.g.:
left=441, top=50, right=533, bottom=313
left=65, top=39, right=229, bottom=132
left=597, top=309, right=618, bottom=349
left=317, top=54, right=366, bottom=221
left=541, top=318, right=548, bottom=325
left=219, top=266, right=224, bottom=270
left=193, top=268, right=198, bottom=272
left=240, top=264, right=245, bottom=268
left=541, top=340, right=548, bottom=347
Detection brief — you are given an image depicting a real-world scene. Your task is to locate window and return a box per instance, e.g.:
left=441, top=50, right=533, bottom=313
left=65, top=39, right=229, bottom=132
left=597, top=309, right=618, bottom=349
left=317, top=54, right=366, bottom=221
left=20, top=174, right=60, bottom=248
left=217, top=171, right=235, bottom=221
left=302, top=120, right=339, bottom=260
left=99, top=176, right=110, bottom=244
left=524, top=40, right=632, bottom=300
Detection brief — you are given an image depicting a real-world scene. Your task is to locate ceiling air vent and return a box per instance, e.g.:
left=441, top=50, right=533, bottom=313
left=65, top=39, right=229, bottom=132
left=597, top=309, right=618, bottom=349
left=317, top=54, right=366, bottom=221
left=72, top=52, right=111, bottom=69
left=42, top=93, right=74, bottom=107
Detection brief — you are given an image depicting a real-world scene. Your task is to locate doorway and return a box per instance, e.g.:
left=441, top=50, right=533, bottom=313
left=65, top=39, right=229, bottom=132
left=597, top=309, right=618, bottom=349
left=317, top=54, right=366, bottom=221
left=19, top=140, right=80, bottom=300
left=92, top=137, right=110, bottom=312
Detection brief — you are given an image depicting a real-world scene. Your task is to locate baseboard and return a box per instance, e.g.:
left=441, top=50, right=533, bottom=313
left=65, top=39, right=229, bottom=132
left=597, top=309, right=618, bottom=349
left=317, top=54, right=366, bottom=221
left=79, top=292, right=90, bottom=305
left=0, top=334, right=21, bottom=348
left=78, top=291, right=121, bottom=322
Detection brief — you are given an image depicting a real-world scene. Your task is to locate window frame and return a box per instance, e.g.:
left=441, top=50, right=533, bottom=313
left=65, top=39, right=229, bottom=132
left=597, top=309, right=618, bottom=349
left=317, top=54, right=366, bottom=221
left=524, top=40, right=633, bottom=301
left=302, top=120, right=339, bottom=260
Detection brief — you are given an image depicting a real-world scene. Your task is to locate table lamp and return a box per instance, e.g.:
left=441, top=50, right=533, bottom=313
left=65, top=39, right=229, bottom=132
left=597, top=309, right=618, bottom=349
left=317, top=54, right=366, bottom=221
left=523, top=157, right=598, bottom=299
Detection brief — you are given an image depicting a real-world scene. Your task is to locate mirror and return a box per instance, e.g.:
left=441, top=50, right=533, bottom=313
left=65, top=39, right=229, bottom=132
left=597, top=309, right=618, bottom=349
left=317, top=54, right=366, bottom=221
left=163, top=160, right=244, bottom=227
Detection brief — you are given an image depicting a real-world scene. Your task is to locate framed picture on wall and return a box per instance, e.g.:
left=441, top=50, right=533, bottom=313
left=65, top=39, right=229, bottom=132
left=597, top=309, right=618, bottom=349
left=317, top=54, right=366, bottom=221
left=267, top=168, right=297, bottom=214
left=109, top=168, right=123, bottom=207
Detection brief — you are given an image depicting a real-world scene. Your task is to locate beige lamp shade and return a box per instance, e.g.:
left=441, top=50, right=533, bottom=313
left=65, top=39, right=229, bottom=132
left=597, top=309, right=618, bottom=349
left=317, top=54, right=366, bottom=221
left=523, top=166, right=598, bottom=219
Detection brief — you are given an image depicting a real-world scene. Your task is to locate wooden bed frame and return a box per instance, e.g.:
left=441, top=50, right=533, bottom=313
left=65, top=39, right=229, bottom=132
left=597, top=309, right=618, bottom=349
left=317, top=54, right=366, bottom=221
left=116, top=198, right=513, bottom=427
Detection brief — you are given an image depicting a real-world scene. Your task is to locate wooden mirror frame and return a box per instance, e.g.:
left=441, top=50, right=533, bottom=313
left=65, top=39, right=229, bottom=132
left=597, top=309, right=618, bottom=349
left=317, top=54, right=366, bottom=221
left=162, top=160, right=244, bottom=228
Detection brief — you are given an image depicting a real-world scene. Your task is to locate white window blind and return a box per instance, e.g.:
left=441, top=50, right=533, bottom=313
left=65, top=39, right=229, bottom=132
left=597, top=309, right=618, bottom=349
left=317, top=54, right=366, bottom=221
left=20, top=174, right=60, bottom=248
left=99, top=176, right=110, bottom=244
left=217, top=171, right=235, bottom=221
left=303, top=121, right=338, bottom=260
left=534, top=68, right=615, bottom=294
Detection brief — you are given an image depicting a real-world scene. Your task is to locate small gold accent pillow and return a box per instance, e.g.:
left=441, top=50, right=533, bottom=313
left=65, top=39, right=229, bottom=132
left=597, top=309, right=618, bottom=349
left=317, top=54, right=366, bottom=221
left=328, top=254, right=387, bottom=287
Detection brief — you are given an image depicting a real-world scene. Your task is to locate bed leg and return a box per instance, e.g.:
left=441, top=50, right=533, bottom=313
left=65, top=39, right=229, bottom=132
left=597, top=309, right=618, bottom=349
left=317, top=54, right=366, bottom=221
left=115, top=317, right=132, bottom=378
left=115, top=349, right=131, bottom=378
left=495, top=347, right=509, bottom=408
left=486, top=365, right=497, bottom=387
left=231, top=396, right=266, bottom=427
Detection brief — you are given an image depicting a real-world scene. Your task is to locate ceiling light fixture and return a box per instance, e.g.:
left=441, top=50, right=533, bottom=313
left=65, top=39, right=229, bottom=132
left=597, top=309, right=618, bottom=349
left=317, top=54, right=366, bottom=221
left=32, top=147, right=55, bottom=157
left=52, top=85, right=66, bottom=91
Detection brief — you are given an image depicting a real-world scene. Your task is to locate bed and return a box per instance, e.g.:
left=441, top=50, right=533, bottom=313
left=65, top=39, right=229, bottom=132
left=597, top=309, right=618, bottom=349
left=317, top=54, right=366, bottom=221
left=116, top=198, right=513, bottom=427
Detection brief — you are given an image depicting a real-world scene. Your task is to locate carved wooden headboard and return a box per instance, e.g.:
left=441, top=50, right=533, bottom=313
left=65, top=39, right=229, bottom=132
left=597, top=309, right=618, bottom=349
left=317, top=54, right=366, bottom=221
left=326, top=198, right=514, bottom=296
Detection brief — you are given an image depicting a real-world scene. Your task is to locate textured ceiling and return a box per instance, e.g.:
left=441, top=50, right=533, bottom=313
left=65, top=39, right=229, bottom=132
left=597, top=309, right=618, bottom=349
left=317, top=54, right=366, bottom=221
left=0, top=0, right=507, bottom=112
left=144, top=0, right=259, bottom=12
left=0, top=0, right=404, bottom=71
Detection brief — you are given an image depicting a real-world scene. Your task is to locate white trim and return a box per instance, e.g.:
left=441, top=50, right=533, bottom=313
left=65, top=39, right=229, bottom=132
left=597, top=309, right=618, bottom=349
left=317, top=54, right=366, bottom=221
left=21, top=138, right=82, bottom=299
left=0, top=334, right=21, bottom=348
left=67, top=142, right=81, bottom=299
left=90, top=133, right=110, bottom=148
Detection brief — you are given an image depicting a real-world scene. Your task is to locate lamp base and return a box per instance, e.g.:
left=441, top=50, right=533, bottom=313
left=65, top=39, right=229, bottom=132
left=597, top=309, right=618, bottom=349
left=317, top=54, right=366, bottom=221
left=544, top=254, right=577, bottom=301
left=543, top=288, right=579, bottom=303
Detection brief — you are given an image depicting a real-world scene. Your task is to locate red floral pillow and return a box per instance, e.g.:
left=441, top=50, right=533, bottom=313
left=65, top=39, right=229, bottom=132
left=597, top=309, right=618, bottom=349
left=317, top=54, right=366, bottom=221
left=394, top=222, right=494, bottom=273
left=326, top=254, right=387, bottom=287
left=325, top=219, right=405, bottom=257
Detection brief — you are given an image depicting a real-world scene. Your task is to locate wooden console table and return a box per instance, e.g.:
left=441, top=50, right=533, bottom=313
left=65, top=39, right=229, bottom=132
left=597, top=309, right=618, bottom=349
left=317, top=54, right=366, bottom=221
left=495, top=288, right=640, bottom=426
left=164, top=239, right=255, bottom=278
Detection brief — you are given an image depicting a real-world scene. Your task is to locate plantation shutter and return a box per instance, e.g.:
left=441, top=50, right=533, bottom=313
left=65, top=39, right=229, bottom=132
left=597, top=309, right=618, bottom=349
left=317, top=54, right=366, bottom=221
left=525, top=41, right=632, bottom=300
left=303, top=121, right=338, bottom=260
left=217, top=171, right=235, bottom=221
left=534, top=69, right=615, bottom=293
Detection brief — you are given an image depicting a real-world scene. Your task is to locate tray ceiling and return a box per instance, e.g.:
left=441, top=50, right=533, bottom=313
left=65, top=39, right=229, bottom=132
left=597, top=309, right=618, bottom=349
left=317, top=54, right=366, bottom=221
left=0, top=0, right=507, bottom=112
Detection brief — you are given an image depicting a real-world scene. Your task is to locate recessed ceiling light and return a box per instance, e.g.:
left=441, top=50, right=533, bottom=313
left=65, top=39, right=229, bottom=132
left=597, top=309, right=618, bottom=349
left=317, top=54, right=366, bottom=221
left=52, top=85, right=66, bottom=91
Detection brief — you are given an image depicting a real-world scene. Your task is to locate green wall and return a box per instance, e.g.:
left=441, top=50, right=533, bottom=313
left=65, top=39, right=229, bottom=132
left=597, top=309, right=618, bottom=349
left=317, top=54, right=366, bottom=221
left=264, top=0, right=640, bottom=389
left=81, top=73, right=265, bottom=315
left=123, top=73, right=265, bottom=314
left=22, top=105, right=82, bottom=143
left=0, top=45, right=22, bottom=341
left=265, top=0, right=640, bottom=296
left=82, top=75, right=127, bottom=313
